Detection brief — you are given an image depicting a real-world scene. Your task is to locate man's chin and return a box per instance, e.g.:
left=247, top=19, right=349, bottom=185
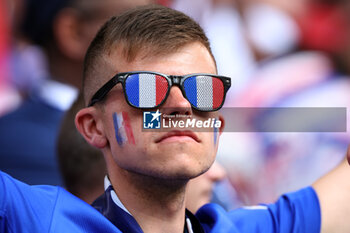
left=143, top=167, right=206, bottom=181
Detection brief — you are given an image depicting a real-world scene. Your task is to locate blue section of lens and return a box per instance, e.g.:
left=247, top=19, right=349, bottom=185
left=125, top=74, right=140, bottom=107
left=183, top=76, right=197, bottom=107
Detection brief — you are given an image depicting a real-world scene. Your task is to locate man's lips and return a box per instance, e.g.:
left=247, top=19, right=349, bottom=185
left=155, top=130, right=200, bottom=143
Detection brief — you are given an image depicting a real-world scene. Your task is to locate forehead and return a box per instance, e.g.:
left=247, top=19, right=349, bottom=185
left=106, top=42, right=217, bottom=76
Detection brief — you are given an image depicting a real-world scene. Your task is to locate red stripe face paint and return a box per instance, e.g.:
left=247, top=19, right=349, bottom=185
left=113, top=112, right=135, bottom=146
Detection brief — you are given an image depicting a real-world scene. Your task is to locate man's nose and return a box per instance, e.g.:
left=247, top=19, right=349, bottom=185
left=161, top=86, right=192, bottom=116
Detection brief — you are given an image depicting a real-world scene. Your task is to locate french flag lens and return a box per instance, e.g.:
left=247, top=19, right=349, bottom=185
left=183, top=76, right=224, bottom=110
left=125, top=73, right=169, bottom=108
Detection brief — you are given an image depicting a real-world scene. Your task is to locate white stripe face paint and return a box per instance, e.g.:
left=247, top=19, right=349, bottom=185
left=139, top=73, right=156, bottom=107
left=116, top=113, right=127, bottom=143
left=196, top=76, right=213, bottom=110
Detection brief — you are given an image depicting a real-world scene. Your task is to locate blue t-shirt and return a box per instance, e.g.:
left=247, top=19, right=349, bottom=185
left=0, top=171, right=321, bottom=232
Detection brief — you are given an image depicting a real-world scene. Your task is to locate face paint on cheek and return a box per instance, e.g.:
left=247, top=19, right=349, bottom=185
left=112, top=112, right=136, bottom=146
left=213, top=118, right=219, bottom=146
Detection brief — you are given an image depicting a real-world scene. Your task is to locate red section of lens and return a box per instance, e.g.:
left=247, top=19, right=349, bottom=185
left=212, top=77, right=224, bottom=109
left=122, top=111, right=135, bottom=144
left=155, top=75, right=168, bottom=105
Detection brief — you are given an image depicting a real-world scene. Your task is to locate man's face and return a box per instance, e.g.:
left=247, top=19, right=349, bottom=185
left=98, top=42, right=222, bottom=180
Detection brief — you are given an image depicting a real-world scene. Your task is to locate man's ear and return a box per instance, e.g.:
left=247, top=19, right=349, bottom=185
left=218, top=113, right=225, bottom=135
left=75, top=107, right=107, bottom=148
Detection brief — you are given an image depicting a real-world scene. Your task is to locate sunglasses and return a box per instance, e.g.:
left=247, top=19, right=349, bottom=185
left=89, top=71, right=231, bottom=112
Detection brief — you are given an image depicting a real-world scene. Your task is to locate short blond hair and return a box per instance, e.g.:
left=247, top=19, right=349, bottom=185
left=82, top=4, right=216, bottom=106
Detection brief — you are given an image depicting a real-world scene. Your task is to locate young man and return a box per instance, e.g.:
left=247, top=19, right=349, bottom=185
left=1, top=5, right=350, bottom=233
left=57, top=93, right=226, bottom=208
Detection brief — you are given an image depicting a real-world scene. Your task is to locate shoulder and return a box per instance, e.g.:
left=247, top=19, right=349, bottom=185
left=0, top=172, right=121, bottom=232
left=196, top=187, right=320, bottom=233
left=0, top=171, right=61, bottom=231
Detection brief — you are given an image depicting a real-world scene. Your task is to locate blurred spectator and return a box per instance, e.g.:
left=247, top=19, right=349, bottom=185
left=217, top=0, right=350, bottom=205
left=170, top=0, right=350, bottom=206
left=57, top=93, right=106, bottom=204
left=185, top=161, right=226, bottom=213
left=0, top=0, right=154, bottom=185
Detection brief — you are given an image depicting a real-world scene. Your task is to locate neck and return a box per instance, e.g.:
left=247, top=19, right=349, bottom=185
left=107, top=160, right=188, bottom=233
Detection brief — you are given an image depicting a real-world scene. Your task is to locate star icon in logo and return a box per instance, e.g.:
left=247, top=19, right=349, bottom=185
left=151, top=110, right=161, bottom=122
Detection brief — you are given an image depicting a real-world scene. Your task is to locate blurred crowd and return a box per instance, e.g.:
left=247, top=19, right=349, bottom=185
left=1, top=0, right=350, bottom=210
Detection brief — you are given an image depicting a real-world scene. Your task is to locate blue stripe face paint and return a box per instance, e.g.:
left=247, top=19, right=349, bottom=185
left=113, top=112, right=136, bottom=147
left=113, top=112, right=124, bottom=146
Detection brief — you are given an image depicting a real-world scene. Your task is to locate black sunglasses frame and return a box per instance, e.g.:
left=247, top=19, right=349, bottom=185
left=88, top=71, right=231, bottom=112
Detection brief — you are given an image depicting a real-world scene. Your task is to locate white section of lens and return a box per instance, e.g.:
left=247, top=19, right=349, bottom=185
left=139, top=74, right=156, bottom=107
left=197, top=76, right=213, bottom=110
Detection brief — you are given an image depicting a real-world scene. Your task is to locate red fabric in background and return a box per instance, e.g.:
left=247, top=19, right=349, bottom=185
left=0, top=0, right=10, bottom=88
left=297, top=3, right=348, bottom=53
